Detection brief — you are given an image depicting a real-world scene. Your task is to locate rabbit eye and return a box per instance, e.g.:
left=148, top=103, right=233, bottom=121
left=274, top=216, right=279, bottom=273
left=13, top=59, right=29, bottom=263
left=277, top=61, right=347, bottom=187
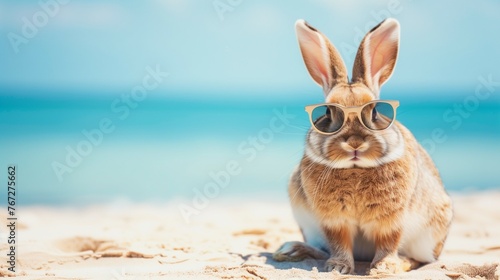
left=325, top=108, right=331, bottom=119
left=371, top=107, right=378, bottom=122
left=310, top=105, right=345, bottom=134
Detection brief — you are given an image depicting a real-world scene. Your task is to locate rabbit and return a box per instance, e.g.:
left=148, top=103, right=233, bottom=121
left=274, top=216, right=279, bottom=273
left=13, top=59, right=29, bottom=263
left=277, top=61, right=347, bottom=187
left=272, top=18, right=453, bottom=275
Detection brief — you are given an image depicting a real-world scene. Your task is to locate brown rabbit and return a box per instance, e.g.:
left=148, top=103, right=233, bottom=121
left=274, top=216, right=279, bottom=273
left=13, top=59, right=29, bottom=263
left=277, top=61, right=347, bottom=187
left=272, top=18, right=453, bottom=275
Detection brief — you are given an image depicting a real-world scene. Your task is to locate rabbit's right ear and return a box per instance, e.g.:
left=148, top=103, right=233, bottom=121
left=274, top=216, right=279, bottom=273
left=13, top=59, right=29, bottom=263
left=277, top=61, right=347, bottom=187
left=295, top=20, right=348, bottom=95
left=352, top=18, right=400, bottom=96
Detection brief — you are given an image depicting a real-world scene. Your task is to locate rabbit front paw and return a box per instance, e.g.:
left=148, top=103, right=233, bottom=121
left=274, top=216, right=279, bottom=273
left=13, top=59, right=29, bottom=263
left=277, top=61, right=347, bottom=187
left=325, top=257, right=354, bottom=274
left=369, top=255, right=410, bottom=275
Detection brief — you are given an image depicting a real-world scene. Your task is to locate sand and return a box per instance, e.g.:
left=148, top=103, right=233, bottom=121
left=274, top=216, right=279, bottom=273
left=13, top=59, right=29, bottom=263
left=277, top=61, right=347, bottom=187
left=0, top=192, right=499, bottom=279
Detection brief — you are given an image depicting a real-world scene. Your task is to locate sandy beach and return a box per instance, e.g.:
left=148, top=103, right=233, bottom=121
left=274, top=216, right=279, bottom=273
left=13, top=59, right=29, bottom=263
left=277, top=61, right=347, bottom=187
left=1, top=192, right=498, bottom=279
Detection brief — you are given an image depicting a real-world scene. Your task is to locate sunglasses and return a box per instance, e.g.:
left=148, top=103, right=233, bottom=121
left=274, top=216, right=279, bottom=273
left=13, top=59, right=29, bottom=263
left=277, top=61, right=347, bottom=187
left=305, top=100, right=400, bottom=135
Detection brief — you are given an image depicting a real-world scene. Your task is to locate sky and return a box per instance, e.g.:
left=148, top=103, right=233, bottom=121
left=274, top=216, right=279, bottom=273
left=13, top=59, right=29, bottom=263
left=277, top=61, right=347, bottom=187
left=1, top=0, right=500, bottom=98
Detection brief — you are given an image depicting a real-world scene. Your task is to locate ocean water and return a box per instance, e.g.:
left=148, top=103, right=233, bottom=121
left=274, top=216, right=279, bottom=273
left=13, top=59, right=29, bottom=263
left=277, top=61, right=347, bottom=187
left=1, top=90, right=499, bottom=205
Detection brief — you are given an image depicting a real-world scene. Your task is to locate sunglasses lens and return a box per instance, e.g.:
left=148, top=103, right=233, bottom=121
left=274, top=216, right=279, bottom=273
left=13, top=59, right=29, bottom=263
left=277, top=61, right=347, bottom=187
left=361, top=102, right=396, bottom=130
left=311, top=105, right=344, bottom=134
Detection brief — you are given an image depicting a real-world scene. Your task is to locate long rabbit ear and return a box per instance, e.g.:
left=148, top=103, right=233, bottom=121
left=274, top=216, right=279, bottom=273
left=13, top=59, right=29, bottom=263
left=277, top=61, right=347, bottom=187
left=352, top=18, right=400, bottom=97
left=295, top=20, right=348, bottom=95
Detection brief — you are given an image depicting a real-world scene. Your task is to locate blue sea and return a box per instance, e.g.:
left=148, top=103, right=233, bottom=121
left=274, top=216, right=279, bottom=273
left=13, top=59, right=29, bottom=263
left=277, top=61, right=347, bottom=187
left=1, top=89, right=499, bottom=205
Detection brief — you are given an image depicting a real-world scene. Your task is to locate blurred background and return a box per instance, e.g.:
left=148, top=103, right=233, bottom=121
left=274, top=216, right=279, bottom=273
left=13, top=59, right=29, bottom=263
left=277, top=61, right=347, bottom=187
left=1, top=0, right=499, bottom=205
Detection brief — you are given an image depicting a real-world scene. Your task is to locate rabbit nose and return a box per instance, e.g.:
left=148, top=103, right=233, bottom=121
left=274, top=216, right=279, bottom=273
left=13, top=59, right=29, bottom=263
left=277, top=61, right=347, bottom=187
left=345, top=135, right=366, bottom=150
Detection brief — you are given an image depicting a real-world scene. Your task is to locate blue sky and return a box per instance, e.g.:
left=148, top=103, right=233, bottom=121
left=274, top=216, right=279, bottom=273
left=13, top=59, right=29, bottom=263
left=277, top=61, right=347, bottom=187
left=1, top=0, right=500, bottom=97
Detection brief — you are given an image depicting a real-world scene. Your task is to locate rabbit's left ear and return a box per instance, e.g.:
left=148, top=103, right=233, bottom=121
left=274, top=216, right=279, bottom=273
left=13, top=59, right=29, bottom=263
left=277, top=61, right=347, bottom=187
left=352, top=18, right=400, bottom=96
left=295, top=20, right=348, bottom=95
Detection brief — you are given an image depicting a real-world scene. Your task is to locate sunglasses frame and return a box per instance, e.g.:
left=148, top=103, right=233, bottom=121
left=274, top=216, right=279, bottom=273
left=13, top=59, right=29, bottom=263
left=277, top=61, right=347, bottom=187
left=304, top=100, right=400, bottom=135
